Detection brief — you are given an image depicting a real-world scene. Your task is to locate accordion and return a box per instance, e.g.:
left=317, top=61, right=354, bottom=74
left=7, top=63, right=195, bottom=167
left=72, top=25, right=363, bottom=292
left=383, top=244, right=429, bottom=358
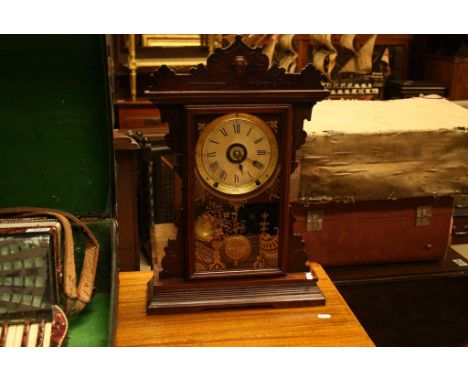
left=0, top=208, right=99, bottom=347
left=0, top=219, right=68, bottom=346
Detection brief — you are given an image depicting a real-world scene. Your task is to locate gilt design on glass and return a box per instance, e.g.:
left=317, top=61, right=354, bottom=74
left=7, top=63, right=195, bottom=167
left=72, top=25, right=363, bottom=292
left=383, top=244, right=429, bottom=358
left=194, top=201, right=279, bottom=273
left=193, top=113, right=281, bottom=275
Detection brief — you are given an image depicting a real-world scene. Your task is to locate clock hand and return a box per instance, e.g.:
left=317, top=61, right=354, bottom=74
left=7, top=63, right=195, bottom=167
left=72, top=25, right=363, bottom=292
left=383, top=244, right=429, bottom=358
left=238, top=163, right=244, bottom=174
left=246, top=158, right=265, bottom=170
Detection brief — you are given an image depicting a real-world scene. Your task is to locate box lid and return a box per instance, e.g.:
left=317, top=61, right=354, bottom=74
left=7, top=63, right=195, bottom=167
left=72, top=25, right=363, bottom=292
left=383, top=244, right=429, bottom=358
left=300, top=98, right=468, bottom=202
left=0, top=35, right=114, bottom=217
left=386, top=80, right=446, bottom=90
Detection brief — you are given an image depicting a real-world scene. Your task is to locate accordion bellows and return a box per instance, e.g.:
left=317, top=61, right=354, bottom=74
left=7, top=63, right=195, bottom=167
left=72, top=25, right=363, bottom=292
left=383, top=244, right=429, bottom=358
left=299, top=97, right=468, bottom=202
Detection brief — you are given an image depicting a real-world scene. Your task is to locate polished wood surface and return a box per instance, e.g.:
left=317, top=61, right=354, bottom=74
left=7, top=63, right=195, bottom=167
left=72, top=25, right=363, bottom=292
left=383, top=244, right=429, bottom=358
left=326, top=248, right=468, bottom=346
left=115, top=263, right=373, bottom=346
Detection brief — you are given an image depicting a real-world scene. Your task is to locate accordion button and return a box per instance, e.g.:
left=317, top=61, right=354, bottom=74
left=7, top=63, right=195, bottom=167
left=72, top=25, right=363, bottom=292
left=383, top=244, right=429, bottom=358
left=27, top=323, right=39, bottom=347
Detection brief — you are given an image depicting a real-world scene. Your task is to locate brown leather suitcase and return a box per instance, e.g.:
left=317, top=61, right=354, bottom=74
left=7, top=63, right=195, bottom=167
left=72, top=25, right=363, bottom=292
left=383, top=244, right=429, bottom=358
left=292, top=196, right=454, bottom=266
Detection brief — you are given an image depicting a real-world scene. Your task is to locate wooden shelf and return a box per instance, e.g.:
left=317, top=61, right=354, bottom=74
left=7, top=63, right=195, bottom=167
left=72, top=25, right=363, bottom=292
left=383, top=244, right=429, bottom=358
left=115, top=263, right=373, bottom=346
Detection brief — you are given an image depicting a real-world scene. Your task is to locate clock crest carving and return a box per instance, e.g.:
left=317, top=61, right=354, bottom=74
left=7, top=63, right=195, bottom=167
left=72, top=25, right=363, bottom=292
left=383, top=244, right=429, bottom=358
left=146, top=36, right=328, bottom=314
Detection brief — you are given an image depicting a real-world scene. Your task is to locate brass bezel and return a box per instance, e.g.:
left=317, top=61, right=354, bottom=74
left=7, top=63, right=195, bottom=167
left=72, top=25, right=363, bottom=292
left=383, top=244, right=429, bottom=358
left=195, top=113, right=279, bottom=199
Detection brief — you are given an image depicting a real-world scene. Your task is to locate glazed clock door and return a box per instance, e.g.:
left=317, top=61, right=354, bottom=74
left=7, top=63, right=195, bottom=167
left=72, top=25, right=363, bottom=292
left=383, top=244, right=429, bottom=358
left=187, top=107, right=291, bottom=280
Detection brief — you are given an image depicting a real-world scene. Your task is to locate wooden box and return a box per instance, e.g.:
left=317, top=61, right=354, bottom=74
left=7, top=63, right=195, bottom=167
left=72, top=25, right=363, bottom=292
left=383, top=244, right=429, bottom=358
left=295, top=98, right=468, bottom=266
left=115, top=99, right=168, bottom=135
left=292, top=197, right=454, bottom=266
left=326, top=248, right=468, bottom=346
left=384, top=79, right=447, bottom=99
left=0, top=36, right=116, bottom=346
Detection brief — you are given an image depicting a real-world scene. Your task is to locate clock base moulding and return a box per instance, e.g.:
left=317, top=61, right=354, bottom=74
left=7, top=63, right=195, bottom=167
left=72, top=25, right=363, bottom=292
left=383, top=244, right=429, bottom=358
left=147, top=228, right=325, bottom=314
left=147, top=268, right=324, bottom=314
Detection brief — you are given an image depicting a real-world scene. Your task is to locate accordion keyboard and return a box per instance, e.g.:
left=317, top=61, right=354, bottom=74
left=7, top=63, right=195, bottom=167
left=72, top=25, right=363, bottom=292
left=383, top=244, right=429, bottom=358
left=1, top=320, right=52, bottom=347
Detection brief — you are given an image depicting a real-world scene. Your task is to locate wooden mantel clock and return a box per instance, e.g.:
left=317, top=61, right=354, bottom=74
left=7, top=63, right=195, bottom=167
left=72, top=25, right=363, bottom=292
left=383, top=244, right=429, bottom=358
left=146, top=36, right=328, bottom=314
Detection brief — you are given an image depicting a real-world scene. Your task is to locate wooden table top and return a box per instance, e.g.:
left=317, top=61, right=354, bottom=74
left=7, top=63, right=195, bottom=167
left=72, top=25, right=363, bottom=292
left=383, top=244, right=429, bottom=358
left=115, top=263, right=374, bottom=347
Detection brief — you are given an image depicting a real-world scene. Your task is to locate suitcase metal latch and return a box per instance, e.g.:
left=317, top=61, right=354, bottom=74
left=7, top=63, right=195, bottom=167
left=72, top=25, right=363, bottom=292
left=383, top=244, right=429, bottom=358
left=307, top=210, right=324, bottom=231
left=416, top=206, right=432, bottom=226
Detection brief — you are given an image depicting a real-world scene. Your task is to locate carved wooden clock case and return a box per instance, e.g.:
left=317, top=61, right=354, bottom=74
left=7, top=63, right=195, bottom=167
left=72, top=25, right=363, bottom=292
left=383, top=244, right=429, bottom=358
left=146, top=36, right=328, bottom=314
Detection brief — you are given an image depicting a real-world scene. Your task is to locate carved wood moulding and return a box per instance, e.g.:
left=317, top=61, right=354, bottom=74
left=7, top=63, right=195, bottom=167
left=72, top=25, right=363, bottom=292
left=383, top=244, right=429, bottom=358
left=146, top=35, right=326, bottom=94
left=146, top=36, right=328, bottom=177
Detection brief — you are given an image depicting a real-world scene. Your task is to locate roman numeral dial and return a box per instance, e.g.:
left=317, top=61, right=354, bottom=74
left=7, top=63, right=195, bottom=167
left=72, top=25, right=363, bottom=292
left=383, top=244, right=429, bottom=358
left=195, top=113, right=279, bottom=197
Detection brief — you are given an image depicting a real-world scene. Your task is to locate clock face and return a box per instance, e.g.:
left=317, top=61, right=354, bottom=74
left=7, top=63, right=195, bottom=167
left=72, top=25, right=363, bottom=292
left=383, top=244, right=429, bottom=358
left=195, top=113, right=279, bottom=197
